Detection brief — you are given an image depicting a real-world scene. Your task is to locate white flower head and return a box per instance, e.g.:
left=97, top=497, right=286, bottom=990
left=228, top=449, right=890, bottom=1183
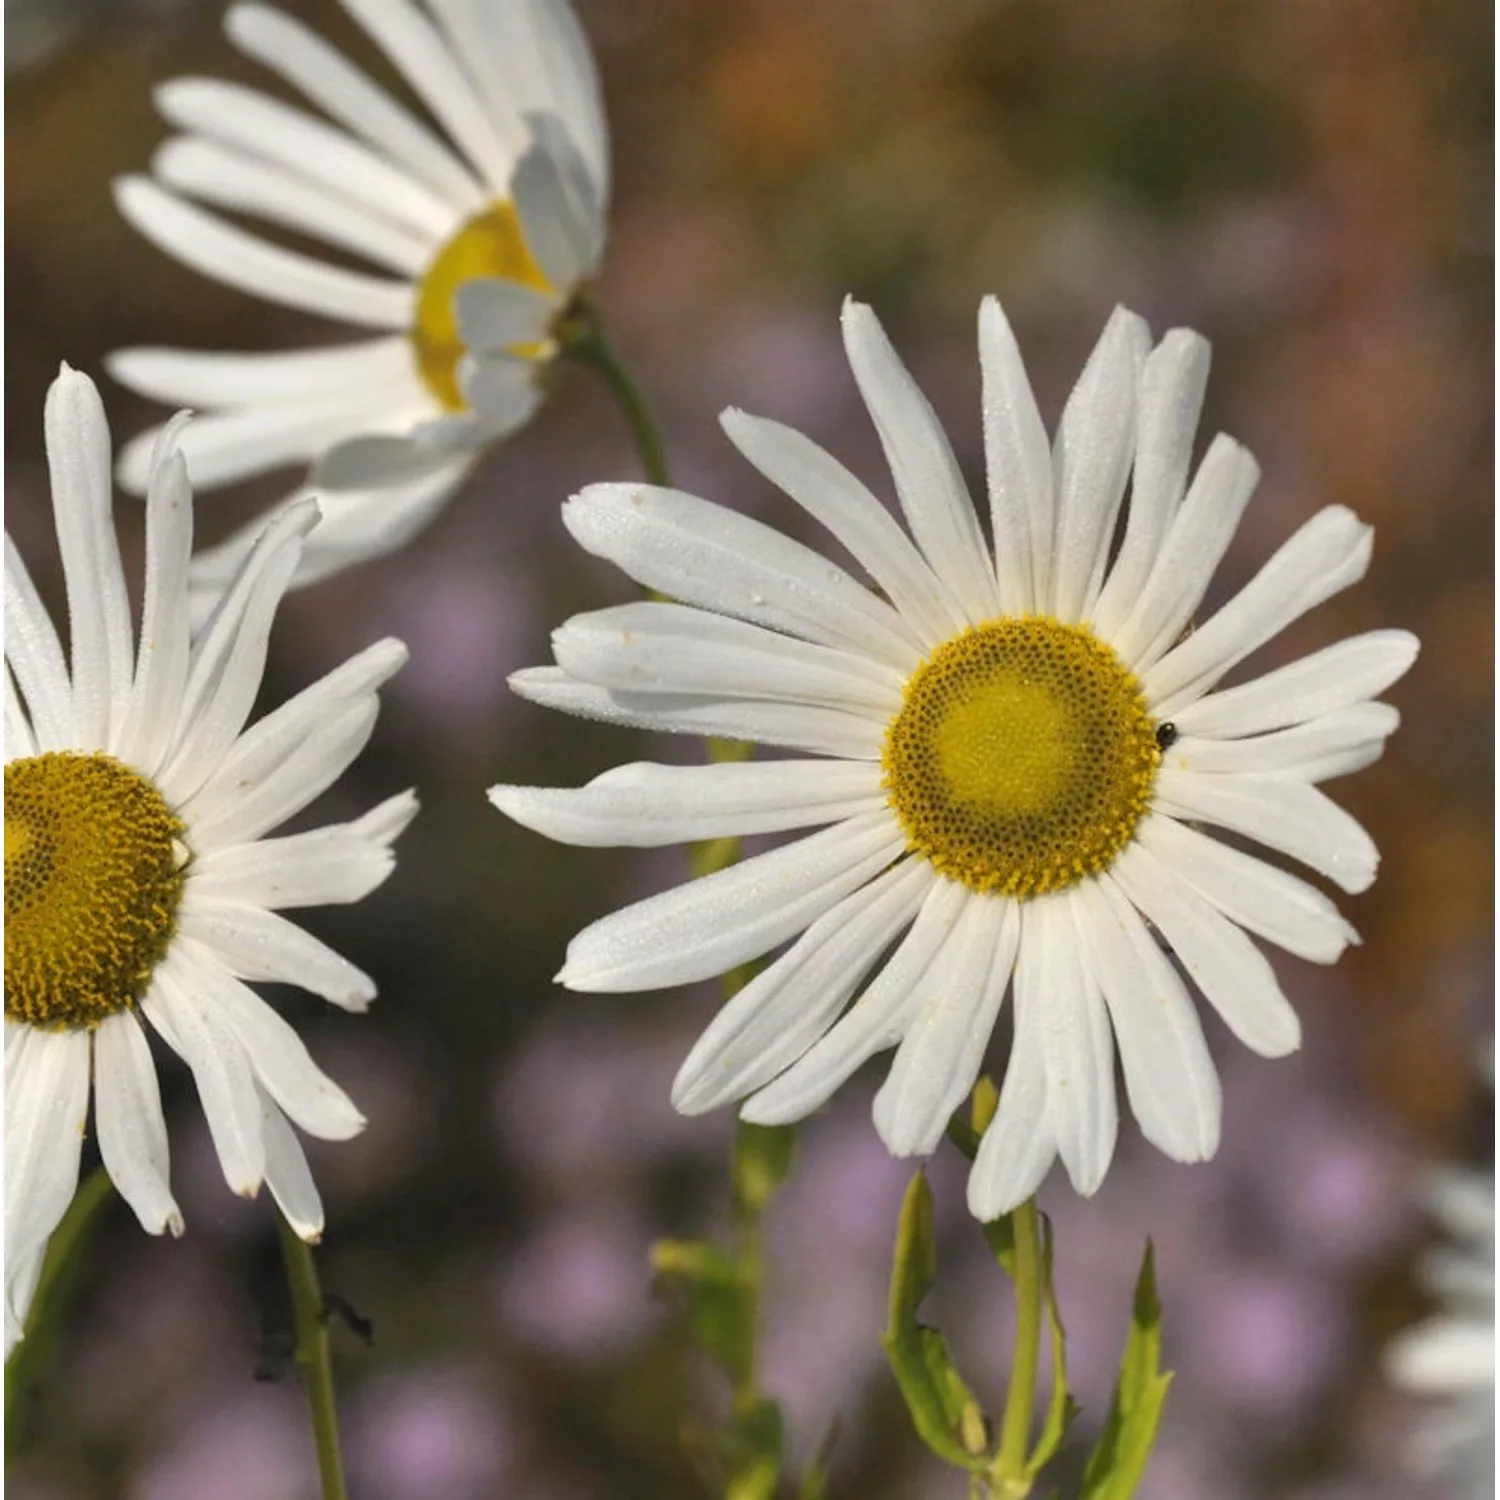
left=490, top=297, right=1419, bottom=1220
left=1386, top=1077, right=1496, bottom=1498
left=5, top=366, right=416, bottom=1354
left=107, top=0, right=609, bottom=603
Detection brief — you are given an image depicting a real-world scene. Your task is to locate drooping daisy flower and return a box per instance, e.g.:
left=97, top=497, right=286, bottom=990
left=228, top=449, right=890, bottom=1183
left=107, top=0, right=609, bottom=601
left=490, top=297, right=1418, bottom=1220
left=1386, top=1101, right=1496, bottom=1497
left=5, top=367, right=415, bottom=1353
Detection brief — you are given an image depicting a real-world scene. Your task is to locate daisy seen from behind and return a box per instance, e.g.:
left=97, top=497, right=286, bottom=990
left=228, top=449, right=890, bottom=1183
left=490, top=296, right=1419, bottom=1221
left=5, top=367, right=415, bottom=1354
left=108, top=0, right=609, bottom=602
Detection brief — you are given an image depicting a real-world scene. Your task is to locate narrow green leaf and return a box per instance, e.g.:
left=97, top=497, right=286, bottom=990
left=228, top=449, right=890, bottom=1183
left=882, top=1173, right=984, bottom=1471
left=918, top=1327, right=987, bottom=1455
left=733, top=1120, right=796, bottom=1215
left=970, top=1076, right=1000, bottom=1135
left=651, top=1238, right=738, bottom=1284
left=796, top=1423, right=838, bottom=1500
left=1025, top=1214, right=1080, bottom=1476
left=981, top=1212, right=1019, bottom=1280
left=1078, top=1241, right=1173, bottom=1500
left=724, top=1397, right=783, bottom=1500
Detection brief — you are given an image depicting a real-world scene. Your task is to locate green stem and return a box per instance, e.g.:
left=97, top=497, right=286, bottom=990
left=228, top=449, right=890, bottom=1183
left=276, top=1211, right=349, bottom=1500
left=562, top=309, right=671, bottom=487
left=992, top=1198, right=1043, bottom=1492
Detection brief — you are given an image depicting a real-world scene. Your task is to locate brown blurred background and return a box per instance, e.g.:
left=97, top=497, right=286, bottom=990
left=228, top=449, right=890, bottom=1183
left=5, top=1, right=1493, bottom=1497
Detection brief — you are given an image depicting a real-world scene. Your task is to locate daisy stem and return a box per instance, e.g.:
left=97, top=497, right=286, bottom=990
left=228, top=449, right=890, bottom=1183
left=561, top=310, right=671, bottom=487
left=991, top=1197, right=1043, bottom=1492
left=275, top=1210, right=349, bottom=1500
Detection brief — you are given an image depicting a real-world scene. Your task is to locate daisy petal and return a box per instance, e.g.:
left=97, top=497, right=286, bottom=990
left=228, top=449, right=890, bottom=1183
left=1144, top=505, right=1374, bottom=716
left=1112, top=840, right=1301, bottom=1057
left=4, top=535, right=72, bottom=751
left=551, top=602, right=904, bottom=713
left=719, top=408, right=959, bottom=647
left=1154, top=768, right=1379, bottom=894
left=1172, top=703, right=1400, bottom=783
left=1049, top=306, right=1150, bottom=624
left=1137, top=815, right=1357, bottom=963
left=1033, top=895, right=1118, bottom=1194
left=4, top=1028, right=91, bottom=1271
left=556, top=812, right=906, bottom=992
left=873, top=890, right=1018, bottom=1158
left=508, top=667, right=886, bottom=760
left=93, top=1012, right=183, bottom=1237
left=741, top=873, right=966, bottom=1125
left=310, top=434, right=460, bottom=492
left=454, top=276, right=556, bottom=354
left=978, top=296, right=1052, bottom=616
left=5, top=665, right=38, bottom=759
left=673, top=860, right=930, bottom=1114
left=1171, top=629, right=1420, bottom=739
left=842, top=299, right=1000, bottom=624
left=258, top=1087, right=325, bottom=1243
left=562, top=484, right=920, bottom=672
left=1075, top=878, right=1220, bottom=1163
left=510, top=130, right=598, bottom=289
left=490, top=757, right=884, bottom=847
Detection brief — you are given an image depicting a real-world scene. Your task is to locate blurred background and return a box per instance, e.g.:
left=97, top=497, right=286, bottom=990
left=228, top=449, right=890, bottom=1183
left=5, top=0, right=1493, bottom=1496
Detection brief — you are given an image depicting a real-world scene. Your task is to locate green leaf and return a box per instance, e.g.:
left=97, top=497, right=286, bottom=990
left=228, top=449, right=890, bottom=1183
left=1078, top=1241, right=1173, bottom=1500
left=651, top=1238, right=750, bottom=1378
left=732, top=1120, right=796, bottom=1215
left=724, top=1397, right=784, bottom=1500
left=1025, top=1214, right=1080, bottom=1476
left=881, top=1173, right=986, bottom=1471
left=981, top=1212, right=1019, bottom=1280
left=796, top=1423, right=838, bottom=1500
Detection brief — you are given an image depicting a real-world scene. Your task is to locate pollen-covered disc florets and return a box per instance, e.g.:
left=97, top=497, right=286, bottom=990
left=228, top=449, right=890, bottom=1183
left=413, top=202, right=553, bottom=410
left=5, top=752, right=185, bottom=1030
left=882, top=616, right=1161, bottom=897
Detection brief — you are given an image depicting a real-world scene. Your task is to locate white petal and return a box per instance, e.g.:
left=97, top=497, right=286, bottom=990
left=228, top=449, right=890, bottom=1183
left=1031, top=894, right=1118, bottom=1195
left=1048, top=306, right=1150, bottom=623
left=1111, top=839, right=1301, bottom=1057
left=158, top=499, right=318, bottom=803
left=1171, top=703, right=1400, bottom=783
left=562, top=484, right=921, bottom=673
left=153, top=135, right=431, bottom=276
left=1386, top=1318, right=1496, bottom=1393
left=4, top=1028, right=91, bottom=1269
left=1091, top=328, right=1211, bottom=640
left=45, top=367, right=135, bottom=750
left=310, top=432, right=463, bottom=493
left=1073, top=878, right=1220, bottom=1163
left=5, top=664, right=38, bottom=759
left=171, top=938, right=364, bottom=1140
left=967, top=945, right=1057, bottom=1221
left=719, top=409, right=960, bottom=648
left=144, top=956, right=265, bottom=1196
left=509, top=134, right=595, bottom=289
left=155, top=75, right=454, bottom=238
left=191, top=790, right=416, bottom=908
left=842, top=299, right=1000, bottom=624
left=6, top=1247, right=46, bottom=1358
left=455, top=276, right=556, bottom=353
left=93, top=1012, right=183, bottom=1236
left=115, top=177, right=412, bottom=329
left=873, top=890, right=1018, bottom=1158
left=107, top=336, right=416, bottom=413
left=342, top=0, right=518, bottom=190
left=551, top=602, right=903, bottom=714
left=490, top=757, right=884, bottom=847
left=455, top=352, right=544, bottom=438
left=117, top=441, right=194, bottom=775
left=1136, top=815, right=1357, bottom=964
left=1171, top=629, right=1420, bottom=739
left=1153, top=768, right=1379, bottom=894
left=673, top=859, right=931, bottom=1113
left=978, top=297, right=1052, bottom=616
left=1144, top=506, right=1374, bottom=717
left=1109, top=434, right=1260, bottom=671
left=177, top=898, right=376, bottom=1011
left=4, top=534, right=72, bottom=752
left=508, top=666, right=886, bottom=760
left=740, top=870, right=966, bottom=1125
left=226, top=3, right=485, bottom=213
left=556, top=811, right=906, bottom=992
left=257, top=1087, right=325, bottom=1242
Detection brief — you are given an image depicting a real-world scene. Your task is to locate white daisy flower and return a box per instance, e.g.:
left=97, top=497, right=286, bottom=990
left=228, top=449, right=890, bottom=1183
left=106, top=0, right=609, bottom=602
left=5, top=366, right=415, bottom=1354
left=489, top=297, right=1419, bottom=1221
left=1386, top=1147, right=1495, bottom=1496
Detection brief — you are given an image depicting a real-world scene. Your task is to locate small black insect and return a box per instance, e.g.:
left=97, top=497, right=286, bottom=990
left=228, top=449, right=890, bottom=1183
left=1155, top=721, right=1179, bottom=750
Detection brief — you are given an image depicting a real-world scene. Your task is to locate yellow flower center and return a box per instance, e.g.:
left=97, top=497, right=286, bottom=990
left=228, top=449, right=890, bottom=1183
left=882, top=616, right=1161, bottom=898
left=5, top=753, right=186, bottom=1030
left=411, top=201, right=554, bottom=411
